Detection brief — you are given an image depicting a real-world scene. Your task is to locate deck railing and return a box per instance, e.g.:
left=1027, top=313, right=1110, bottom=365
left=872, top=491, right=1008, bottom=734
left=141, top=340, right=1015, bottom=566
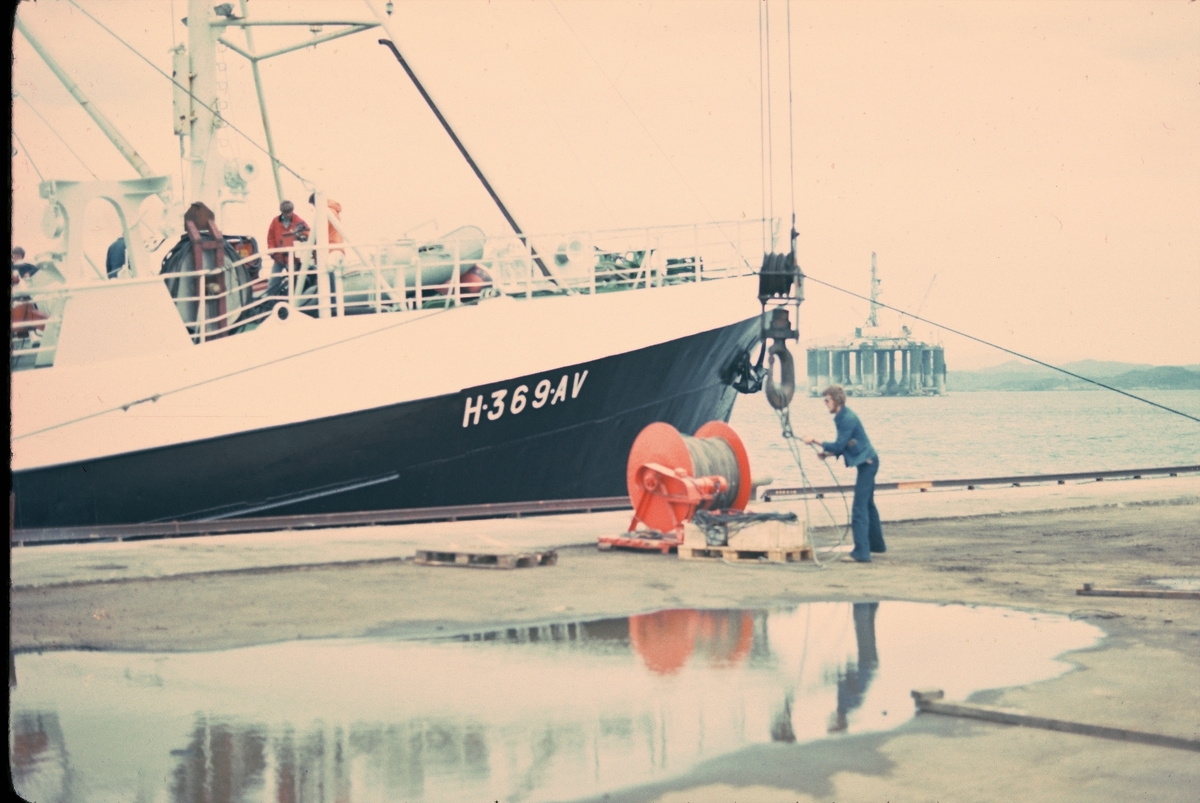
left=10, top=219, right=773, bottom=370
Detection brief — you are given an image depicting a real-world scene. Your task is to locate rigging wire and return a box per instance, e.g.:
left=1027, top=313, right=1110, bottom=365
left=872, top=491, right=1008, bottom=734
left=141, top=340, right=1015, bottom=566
left=545, top=1, right=748, bottom=262
left=14, top=91, right=99, bottom=179
left=12, top=305, right=457, bottom=441
left=764, top=0, right=774, bottom=231
left=803, top=272, right=1200, bottom=424
left=12, top=130, right=46, bottom=182
left=785, top=0, right=796, bottom=231
left=758, top=0, right=768, bottom=252
left=774, top=406, right=851, bottom=550
left=64, top=0, right=311, bottom=186
left=496, top=2, right=617, bottom=224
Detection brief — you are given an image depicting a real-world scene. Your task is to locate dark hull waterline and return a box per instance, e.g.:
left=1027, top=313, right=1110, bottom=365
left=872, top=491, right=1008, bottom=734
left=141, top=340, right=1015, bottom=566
left=12, top=318, right=760, bottom=529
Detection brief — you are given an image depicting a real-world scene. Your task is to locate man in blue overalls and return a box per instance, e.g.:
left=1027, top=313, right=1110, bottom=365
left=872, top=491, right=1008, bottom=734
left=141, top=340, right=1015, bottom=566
left=804, top=384, right=886, bottom=562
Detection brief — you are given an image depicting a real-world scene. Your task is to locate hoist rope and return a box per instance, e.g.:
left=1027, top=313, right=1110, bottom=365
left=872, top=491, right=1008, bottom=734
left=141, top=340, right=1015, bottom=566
left=692, top=508, right=799, bottom=548
left=785, top=0, right=797, bottom=229
left=764, top=0, right=775, bottom=230
left=65, top=0, right=311, bottom=186
left=758, top=0, right=768, bottom=252
left=803, top=272, right=1200, bottom=424
left=773, top=406, right=851, bottom=549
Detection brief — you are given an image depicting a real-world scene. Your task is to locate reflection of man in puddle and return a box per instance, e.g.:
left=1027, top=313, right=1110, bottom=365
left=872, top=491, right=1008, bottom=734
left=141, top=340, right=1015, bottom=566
left=828, top=602, right=879, bottom=733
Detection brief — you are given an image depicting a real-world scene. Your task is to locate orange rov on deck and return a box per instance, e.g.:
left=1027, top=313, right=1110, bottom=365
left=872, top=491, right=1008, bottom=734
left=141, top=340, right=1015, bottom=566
left=599, top=420, right=752, bottom=554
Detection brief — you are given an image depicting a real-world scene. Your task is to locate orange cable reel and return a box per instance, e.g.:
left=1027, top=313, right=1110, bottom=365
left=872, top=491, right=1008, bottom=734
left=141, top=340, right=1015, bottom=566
left=622, top=420, right=753, bottom=542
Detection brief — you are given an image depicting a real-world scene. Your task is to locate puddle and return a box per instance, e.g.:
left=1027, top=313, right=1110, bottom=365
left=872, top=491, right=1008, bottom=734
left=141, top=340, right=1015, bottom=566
left=10, top=601, right=1101, bottom=803
left=1151, top=577, right=1200, bottom=591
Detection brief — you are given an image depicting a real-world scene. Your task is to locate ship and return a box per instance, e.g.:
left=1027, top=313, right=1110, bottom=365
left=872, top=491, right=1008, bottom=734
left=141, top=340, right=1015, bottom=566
left=10, top=1, right=780, bottom=530
left=806, top=253, right=946, bottom=396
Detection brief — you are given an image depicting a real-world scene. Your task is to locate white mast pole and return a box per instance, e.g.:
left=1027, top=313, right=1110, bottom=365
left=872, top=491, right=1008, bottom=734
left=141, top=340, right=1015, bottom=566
left=238, top=0, right=285, bottom=205
left=188, top=0, right=225, bottom=218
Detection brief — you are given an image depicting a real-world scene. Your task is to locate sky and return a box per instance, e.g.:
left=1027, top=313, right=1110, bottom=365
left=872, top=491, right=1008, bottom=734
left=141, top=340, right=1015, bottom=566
left=11, top=0, right=1200, bottom=370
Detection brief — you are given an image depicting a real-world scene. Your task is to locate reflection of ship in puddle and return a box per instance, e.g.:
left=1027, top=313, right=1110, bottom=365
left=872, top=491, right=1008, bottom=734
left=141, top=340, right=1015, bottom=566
left=10, top=602, right=1100, bottom=803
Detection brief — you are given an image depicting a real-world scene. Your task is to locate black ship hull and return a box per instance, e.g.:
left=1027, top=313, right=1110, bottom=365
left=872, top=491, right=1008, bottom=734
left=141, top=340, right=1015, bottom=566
left=12, top=318, right=761, bottom=529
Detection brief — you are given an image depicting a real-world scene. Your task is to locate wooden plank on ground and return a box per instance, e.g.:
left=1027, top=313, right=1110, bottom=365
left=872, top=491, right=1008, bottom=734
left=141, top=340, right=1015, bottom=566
left=911, top=689, right=1200, bottom=752
left=412, top=549, right=557, bottom=569
left=678, top=545, right=813, bottom=564
left=1076, top=584, right=1199, bottom=600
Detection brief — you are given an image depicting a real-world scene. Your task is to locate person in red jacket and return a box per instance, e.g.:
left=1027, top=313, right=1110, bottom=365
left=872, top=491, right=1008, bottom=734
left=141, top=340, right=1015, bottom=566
left=265, top=200, right=308, bottom=299
left=308, top=193, right=345, bottom=258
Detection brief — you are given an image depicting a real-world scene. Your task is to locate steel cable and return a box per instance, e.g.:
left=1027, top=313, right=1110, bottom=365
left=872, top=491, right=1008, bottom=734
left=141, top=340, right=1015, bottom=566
left=64, top=0, right=311, bottom=186
left=802, top=272, right=1200, bottom=424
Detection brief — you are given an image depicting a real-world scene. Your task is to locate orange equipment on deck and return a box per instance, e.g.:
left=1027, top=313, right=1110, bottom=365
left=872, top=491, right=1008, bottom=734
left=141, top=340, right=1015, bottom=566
left=599, top=420, right=752, bottom=553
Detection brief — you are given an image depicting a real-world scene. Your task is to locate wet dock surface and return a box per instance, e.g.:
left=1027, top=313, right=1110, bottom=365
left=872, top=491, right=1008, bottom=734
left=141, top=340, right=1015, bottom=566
left=10, top=602, right=1102, bottom=803
left=10, top=480, right=1200, bottom=802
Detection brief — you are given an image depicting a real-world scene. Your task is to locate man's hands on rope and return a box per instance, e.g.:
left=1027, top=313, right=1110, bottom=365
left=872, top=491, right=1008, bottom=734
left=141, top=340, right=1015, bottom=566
left=800, top=434, right=831, bottom=460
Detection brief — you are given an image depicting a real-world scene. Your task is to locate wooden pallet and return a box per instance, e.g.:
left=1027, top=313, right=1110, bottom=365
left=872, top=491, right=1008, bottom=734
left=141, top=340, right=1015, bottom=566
left=412, top=549, right=558, bottom=569
left=678, top=544, right=813, bottom=564
left=597, top=533, right=682, bottom=554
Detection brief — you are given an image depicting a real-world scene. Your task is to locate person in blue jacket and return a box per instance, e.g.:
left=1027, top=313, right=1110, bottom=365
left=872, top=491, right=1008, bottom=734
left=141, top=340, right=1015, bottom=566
left=803, top=384, right=886, bottom=562
left=105, top=237, right=126, bottom=278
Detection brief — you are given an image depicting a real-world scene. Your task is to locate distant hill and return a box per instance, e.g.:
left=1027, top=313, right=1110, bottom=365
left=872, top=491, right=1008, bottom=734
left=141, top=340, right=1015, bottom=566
left=950, top=361, right=1200, bottom=391
left=1109, top=366, right=1200, bottom=390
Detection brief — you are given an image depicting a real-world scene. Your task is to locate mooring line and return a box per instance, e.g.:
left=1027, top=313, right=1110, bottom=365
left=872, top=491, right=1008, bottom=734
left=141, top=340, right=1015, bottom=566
left=801, top=273, right=1200, bottom=424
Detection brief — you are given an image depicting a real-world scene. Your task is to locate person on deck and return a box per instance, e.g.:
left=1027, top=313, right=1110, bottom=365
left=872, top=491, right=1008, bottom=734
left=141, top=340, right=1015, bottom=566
left=308, top=193, right=345, bottom=259
left=12, top=246, right=39, bottom=282
left=105, top=237, right=126, bottom=278
left=184, top=201, right=216, bottom=234
left=265, top=200, right=308, bottom=300
left=803, top=385, right=886, bottom=563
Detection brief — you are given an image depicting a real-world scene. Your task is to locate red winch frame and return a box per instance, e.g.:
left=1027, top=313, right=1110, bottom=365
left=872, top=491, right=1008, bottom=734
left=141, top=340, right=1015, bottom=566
left=598, top=421, right=751, bottom=553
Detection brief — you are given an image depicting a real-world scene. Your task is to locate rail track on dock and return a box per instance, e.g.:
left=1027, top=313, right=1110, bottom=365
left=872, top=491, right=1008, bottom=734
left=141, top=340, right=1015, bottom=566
left=10, top=465, right=1197, bottom=547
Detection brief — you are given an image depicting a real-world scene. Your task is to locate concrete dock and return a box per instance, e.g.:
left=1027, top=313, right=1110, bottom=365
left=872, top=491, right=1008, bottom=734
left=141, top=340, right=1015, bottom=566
left=12, top=473, right=1198, bottom=589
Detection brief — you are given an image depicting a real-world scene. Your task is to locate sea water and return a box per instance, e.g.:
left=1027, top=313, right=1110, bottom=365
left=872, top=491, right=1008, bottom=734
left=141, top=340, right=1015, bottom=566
left=730, top=389, right=1200, bottom=489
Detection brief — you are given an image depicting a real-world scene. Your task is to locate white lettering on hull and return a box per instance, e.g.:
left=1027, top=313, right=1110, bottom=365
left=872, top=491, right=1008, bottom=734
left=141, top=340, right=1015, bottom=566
left=462, top=370, right=589, bottom=427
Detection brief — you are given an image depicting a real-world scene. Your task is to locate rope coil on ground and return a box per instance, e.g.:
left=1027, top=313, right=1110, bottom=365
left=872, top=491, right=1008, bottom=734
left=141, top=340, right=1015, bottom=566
left=692, top=509, right=798, bottom=547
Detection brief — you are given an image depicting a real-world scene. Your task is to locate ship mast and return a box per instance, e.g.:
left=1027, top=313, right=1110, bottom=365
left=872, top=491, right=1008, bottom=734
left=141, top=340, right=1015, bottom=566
left=185, top=0, right=382, bottom=217
left=186, top=0, right=226, bottom=216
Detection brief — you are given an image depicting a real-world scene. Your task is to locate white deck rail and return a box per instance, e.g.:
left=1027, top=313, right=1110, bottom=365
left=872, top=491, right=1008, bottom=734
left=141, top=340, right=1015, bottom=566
left=11, top=219, right=774, bottom=369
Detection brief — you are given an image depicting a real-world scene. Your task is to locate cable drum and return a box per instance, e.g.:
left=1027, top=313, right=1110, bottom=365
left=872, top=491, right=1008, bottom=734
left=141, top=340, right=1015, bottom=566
left=625, top=421, right=755, bottom=535
left=681, top=434, right=741, bottom=511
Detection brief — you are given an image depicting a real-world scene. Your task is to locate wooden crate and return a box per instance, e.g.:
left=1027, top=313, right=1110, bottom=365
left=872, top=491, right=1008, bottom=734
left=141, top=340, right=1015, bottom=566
left=678, top=544, right=814, bottom=564
left=681, top=517, right=808, bottom=551
left=412, top=549, right=558, bottom=569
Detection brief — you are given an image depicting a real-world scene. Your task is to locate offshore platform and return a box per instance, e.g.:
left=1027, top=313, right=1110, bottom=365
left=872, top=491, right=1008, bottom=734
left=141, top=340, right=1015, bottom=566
left=806, top=254, right=947, bottom=397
